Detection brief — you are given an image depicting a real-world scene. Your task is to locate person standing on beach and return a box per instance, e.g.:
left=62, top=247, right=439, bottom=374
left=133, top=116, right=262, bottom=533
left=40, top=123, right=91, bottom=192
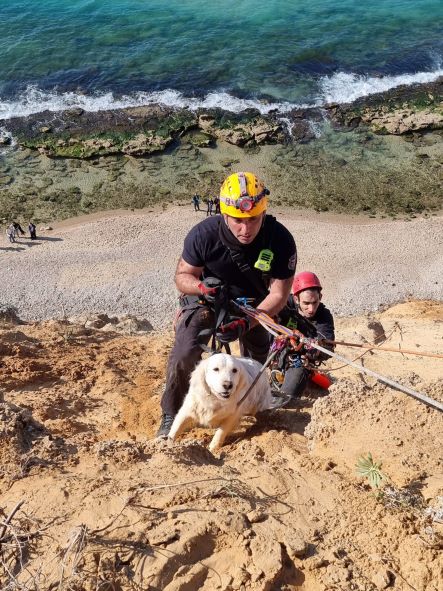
left=206, top=197, right=214, bottom=217
left=12, top=222, right=25, bottom=238
left=28, top=221, right=37, bottom=240
left=192, top=194, right=200, bottom=211
left=214, top=196, right=221, bottom=214
left=156, top=171, right=297, bottom=437
left=6, top=223, right=16, bottom=243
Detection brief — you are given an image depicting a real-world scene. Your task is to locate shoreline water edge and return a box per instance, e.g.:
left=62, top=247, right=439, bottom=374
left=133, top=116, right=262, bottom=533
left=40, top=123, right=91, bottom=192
left=0, top=77, right=442, bottom=225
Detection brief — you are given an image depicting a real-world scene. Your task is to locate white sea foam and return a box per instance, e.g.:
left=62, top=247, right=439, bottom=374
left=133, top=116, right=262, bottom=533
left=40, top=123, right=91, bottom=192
left=319, top=69, right=443, bottom=105
left=0, top=86, right=296, bottom=120
left=0, top=66, right=441, bottom=120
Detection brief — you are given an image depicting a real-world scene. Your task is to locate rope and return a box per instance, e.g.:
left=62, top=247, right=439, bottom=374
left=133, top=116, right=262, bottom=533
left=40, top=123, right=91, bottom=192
left=326, top=339, right=443, bottom=360
left=328, top=322, right=403, bottom=371
left=327, top=349, right=369, bottom=372
left=232, top=301, right=443, bottom=413
left=236, top=349, right=279, bottom=408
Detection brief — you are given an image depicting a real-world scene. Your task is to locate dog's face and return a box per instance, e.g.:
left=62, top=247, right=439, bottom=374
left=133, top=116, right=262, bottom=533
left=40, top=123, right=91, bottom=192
left=204, top=354, right=242, bottom=401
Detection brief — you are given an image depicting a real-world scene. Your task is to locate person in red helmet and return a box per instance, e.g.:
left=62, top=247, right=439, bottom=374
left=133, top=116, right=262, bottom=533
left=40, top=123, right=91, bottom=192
left=273, top=271, right=335, bottom=401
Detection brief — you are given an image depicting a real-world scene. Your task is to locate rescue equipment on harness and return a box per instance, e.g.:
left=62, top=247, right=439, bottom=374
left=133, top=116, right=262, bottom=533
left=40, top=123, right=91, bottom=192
left=219, top=172, right=269, bottom=218
left=218, top=215, right=278, bottom=299
left=233, top=300, right=443, bottom=413
left=310, top=370, right=332, bottom=389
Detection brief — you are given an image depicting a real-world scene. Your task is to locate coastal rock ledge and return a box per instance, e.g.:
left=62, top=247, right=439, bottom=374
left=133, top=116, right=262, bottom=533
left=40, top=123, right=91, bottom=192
left=1, top=77, right=442, bottom=159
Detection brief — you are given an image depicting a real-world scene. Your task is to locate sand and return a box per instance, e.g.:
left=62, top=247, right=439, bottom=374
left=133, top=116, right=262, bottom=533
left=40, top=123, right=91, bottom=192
left=0, top=301, right=442, bottom=590
left=1, top=206, right=442, bottom=590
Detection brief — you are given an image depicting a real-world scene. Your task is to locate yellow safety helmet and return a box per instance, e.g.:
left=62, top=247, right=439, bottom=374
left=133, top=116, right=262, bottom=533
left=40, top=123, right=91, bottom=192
left=219, top=172, right=269, bottom=218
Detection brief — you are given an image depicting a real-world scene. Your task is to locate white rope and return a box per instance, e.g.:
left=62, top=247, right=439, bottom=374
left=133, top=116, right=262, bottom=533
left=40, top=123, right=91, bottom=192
left=236, top=302, right=443, bottom=413
left=311, top=341, right=443, bottom=413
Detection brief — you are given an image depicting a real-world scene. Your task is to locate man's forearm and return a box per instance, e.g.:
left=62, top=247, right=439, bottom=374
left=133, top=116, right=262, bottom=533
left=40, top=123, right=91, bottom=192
left=175, top=272, right=201, bottom=295
left=256, top=292, right=288, bottom=318
left=250, top=277, right=293, bottom=328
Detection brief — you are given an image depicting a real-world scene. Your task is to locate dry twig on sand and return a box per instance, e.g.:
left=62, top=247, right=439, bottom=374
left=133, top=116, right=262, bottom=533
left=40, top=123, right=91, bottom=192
left=0, top=500, right=57, bottom=590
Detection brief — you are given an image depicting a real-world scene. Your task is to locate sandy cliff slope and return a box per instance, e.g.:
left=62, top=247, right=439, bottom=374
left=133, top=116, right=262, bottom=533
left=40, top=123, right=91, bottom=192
left=0, top=301, right=442, bottom=590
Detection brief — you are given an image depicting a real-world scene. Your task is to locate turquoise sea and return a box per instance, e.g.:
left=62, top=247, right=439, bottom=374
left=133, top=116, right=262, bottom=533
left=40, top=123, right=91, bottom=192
left=1, top=0, right=442, bottom=118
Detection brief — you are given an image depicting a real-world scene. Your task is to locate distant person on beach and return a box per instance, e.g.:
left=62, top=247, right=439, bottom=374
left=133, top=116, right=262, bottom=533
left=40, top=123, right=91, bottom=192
left=192, top=194, right=201, bottom=211
left=214, top=196, right=220, bottom=214
left=12, top=222, right=25, bottom=237
left=206, top=197, right=214, bottom=217
left=156, top=171, right=296, bottom=437
left=276, top=271, right=335, bottom=401
left=6, top=223, right=16, bottom=243
left=28, top=222, right=37, bottom=240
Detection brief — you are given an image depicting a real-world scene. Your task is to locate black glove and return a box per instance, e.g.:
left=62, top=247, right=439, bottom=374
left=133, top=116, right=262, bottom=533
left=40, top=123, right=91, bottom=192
left=198, top=277, right=223, bottom=303
left=216, top=318, right=250, bottom=343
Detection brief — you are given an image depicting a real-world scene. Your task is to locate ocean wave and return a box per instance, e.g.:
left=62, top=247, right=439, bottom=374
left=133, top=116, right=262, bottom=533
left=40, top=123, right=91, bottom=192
left=0, top=86, right=297, bottom=120
left=0, top=66, right=442, bottom=120
left=319, top=68, right=443, bottom=105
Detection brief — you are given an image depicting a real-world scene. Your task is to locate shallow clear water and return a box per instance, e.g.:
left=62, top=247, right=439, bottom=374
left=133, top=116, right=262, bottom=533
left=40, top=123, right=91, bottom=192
left=1, top=0, right=442, bottom=117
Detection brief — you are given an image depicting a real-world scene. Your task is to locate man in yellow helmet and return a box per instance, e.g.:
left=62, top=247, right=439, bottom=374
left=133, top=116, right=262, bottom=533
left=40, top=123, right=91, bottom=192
left=157, top=172, right=297, bottom=437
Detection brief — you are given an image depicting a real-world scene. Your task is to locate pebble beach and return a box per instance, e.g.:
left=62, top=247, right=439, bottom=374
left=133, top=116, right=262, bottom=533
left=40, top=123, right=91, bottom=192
left=1, top=206, right=441, bottom=329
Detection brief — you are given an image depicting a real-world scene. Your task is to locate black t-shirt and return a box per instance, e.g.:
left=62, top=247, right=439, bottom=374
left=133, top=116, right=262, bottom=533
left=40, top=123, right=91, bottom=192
left=182, top=215, right=296, bottom=299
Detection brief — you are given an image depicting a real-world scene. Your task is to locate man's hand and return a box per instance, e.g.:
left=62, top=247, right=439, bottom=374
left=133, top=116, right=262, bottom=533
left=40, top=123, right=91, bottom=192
left=216, top=318, right=250, bottom=343
left=198, top=277, right=223, bottom=303
left=303, top=338, right=323, bottom=362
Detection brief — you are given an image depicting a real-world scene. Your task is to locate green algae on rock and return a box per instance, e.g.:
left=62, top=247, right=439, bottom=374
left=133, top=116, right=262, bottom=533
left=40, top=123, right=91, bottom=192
left=1, top=78, right=442, bottom=222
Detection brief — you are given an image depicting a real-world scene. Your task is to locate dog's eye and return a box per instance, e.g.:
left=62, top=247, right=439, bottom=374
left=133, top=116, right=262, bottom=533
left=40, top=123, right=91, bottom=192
left=213, top=367, right=219, bottom=372
left=232, top=368, right=238, bottom=373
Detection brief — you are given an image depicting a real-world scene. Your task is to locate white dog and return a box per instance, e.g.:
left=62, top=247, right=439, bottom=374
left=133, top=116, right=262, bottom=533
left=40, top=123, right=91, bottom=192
left=168, top=353, right=273, bottom=452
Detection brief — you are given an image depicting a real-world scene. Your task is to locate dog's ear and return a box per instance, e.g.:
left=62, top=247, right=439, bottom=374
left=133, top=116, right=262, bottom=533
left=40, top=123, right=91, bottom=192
left=189, top=357, right=211, bottom=396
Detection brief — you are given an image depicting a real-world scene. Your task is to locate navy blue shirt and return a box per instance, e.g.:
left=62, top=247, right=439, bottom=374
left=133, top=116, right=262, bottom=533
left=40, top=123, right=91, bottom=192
left=182, top=215, right=296, bottom=300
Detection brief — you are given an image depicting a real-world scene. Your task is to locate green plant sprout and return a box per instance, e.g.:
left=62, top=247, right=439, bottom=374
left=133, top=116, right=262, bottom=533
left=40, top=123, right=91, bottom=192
left=356, top=453, right=387, bottom=489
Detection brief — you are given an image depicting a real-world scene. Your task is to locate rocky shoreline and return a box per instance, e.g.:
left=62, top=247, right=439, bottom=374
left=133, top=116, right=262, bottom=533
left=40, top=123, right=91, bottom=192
left=0, top=78, right=442, bottom=223
left=2, top=77, right=442, bottom=157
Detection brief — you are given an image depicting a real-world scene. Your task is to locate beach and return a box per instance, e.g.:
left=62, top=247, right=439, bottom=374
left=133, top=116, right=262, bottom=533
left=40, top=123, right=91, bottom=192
left=1, top=205, right=442, bottom=327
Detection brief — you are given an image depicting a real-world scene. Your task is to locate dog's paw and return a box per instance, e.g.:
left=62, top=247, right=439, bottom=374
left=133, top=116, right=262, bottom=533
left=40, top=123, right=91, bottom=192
left=208, top=442, right=221, bottom=455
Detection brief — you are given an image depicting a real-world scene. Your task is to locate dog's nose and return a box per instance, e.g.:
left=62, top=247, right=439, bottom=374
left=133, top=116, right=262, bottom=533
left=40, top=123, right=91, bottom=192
left=222, top=381, right=233, bottom=391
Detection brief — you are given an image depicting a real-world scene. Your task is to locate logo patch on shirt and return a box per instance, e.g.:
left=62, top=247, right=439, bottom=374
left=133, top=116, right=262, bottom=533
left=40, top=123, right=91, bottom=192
left=288, top=254, right=297, bottom=271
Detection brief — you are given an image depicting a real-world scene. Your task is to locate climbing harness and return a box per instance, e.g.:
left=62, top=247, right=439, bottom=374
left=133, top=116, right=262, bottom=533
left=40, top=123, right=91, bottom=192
left=232, top=300, right=443, bottom=413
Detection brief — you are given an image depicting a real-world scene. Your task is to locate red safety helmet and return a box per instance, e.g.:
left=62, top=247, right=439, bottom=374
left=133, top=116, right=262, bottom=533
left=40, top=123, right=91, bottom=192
left=292, top=271, right=322, bottom=295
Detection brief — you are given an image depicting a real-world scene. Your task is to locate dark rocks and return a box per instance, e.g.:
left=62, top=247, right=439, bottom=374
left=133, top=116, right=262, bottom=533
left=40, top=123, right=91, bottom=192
left=0, top=77, right=442, bottom=164
left=1, top=104, right=197, bottom=158
left=197, top=108, right=285, bottom=146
